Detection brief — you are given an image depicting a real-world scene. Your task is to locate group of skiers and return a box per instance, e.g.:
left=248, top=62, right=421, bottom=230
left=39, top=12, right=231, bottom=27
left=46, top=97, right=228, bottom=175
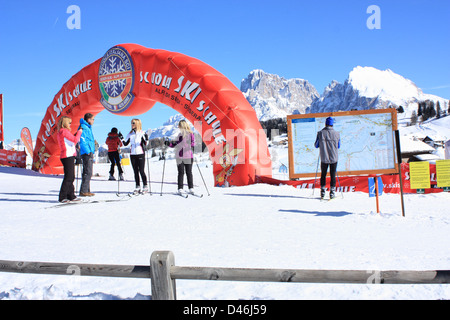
left=56, top=113, right=340, bottom=203
left=56, top=114, right=196, bottom=203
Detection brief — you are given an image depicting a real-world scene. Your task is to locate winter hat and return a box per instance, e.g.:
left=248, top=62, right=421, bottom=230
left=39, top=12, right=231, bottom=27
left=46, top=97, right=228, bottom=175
left=326, top=117, right=334, bottom=126
left=111, top=127, right=118, bottom=134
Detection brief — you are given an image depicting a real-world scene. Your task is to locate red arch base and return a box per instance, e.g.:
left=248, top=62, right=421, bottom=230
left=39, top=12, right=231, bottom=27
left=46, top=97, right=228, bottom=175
left=33, top=44, right=272, bottom=187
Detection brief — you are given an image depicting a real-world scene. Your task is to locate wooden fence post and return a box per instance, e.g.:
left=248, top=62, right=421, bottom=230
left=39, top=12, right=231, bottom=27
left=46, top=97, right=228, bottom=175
left=150, top=251, right=176, bottom=300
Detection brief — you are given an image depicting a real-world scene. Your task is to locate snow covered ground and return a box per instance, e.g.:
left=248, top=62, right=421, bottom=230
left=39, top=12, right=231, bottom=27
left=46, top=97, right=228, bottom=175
left=0, top=145, right=449, bottom=300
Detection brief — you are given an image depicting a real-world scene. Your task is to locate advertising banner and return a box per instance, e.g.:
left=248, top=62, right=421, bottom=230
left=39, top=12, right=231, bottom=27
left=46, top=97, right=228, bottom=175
left=258, top=163, right=444, bottom=194
left=32, top=44, right=272, bottom=186
left=0, top=149, right=26, bottom=168
left=20, top=127, right=34, bottom=156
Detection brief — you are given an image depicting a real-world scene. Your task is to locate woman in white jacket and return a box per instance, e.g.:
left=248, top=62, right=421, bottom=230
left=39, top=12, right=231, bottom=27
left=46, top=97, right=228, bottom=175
left=122, top=119, right=149, bottom=194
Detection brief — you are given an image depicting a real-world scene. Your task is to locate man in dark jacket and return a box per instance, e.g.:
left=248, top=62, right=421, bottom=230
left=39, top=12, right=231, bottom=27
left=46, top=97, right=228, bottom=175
left=106, top=127, right=124, bottom=180
left=314, top=117, right=340, bottom=199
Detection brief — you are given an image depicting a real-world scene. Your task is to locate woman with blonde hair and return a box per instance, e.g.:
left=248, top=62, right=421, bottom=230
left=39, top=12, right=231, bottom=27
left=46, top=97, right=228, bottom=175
left=165, top=120, right=196, bottom=195
left=122, top=118, right=149, bottom=194
left=56, top=116, right=83, bottom=203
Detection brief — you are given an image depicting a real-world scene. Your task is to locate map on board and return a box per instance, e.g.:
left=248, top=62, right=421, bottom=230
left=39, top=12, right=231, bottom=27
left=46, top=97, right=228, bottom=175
left=288, top=110, right=397, bottom=178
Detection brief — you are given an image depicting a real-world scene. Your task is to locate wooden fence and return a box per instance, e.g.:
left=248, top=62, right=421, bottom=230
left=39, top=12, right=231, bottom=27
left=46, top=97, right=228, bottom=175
left=0, top=251, right=449, bottom=300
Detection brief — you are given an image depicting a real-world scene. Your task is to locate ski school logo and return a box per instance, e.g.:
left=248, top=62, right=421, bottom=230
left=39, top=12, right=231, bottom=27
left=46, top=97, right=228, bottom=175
left=98, top=46, right=135, bottom=113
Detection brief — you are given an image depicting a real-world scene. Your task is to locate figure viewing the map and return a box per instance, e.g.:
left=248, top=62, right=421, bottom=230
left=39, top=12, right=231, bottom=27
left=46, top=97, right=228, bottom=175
left=314, top=117, right=341, bottom=200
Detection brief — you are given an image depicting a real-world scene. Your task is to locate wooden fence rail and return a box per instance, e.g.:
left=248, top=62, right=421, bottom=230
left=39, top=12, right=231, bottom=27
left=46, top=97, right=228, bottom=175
left=1, top=251, right=449, bottom=300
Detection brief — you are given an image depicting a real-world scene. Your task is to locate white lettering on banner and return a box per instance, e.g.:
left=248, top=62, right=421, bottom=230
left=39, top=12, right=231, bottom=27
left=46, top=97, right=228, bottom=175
left=43, top=79, right=93, bottom=142
left=140, top=72, right=226, bottom=144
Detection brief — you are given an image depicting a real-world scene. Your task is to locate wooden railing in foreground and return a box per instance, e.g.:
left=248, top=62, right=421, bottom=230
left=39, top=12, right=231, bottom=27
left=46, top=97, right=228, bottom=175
left=0, top=251, right=449, bottom=300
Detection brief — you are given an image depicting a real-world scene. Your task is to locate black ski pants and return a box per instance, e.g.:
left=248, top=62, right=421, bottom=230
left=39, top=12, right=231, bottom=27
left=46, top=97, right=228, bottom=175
left=131, top=154, right=147, bottom=187
left=177, top=158, right=193, bottom=190
left=320, top=162, right=337, bottom=189
left=59, top=156, right=76, bottom=202
left=80, top=153, right=93, bottom=194
left=108, top=151, right=123, bottom=175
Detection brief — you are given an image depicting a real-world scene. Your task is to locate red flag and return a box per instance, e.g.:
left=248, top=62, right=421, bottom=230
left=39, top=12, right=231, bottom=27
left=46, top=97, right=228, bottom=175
left=21, top=127, right=33, bottom=156
left=0, top=94, right=4, bottom=141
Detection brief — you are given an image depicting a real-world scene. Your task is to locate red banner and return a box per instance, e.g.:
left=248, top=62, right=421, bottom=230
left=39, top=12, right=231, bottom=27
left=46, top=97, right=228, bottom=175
left=258, top=163, right=444, bottom=194
left=0, top=149, right=26, bottom=168
left=32, top=44, right=272, bottom=186
left=0, top=94, right=4, bottom=141
left=20, top=127, right=34, bottom=156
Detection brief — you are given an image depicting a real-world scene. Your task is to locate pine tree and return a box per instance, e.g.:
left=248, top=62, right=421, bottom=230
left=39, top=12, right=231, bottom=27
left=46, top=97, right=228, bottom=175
left=410, top=110, right=418, bottom=125
left=436, top=101, right=441, bottom=119
left=430, top=102, right=436, bottom=118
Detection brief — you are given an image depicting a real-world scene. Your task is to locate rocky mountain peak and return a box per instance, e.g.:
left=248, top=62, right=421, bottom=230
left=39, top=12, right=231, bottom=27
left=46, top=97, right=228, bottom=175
left=240, top=69, right=319, bottom=121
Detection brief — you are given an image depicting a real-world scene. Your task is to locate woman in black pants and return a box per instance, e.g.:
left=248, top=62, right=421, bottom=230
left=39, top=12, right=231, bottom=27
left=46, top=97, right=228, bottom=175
left=166, top=120, right=196, bottom=195
left=122, top=119, right=149, bottom=194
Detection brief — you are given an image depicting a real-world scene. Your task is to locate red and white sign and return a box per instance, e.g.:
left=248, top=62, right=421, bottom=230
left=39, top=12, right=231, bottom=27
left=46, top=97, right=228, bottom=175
left=20, top=127, right=34, bottom=156
left=258, top=163, right=444, bottom=194
left=0, top=149, right=26, bottom=168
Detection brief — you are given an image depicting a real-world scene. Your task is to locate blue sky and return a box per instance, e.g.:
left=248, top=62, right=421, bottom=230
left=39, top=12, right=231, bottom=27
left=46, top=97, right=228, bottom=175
left=0, top=0, right=449, bottom=143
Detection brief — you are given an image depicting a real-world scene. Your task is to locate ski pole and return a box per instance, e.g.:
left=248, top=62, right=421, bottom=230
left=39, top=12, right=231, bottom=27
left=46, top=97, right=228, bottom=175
left=312, top=155, right=320, bottom=197
left=336, top=170, right=344, bottom=199
left=146, top=149, right=152, bottom=195
left=76, top=163, right=80, bottom=194
left=160, top=146, right=167, bottom=196
left=195, top=156, right=210, bottom=196
left=117, top=168, right=120, bottom=196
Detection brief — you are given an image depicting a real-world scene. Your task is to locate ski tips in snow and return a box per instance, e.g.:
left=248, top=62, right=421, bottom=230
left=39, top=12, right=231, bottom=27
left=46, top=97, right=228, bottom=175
left=46, top=196, right=132, bottom=209
left=320, top=196, right=337, bottom=202
left=176, top=192, right=189, bottom=198
left=175, top=189, right=204, bottom=198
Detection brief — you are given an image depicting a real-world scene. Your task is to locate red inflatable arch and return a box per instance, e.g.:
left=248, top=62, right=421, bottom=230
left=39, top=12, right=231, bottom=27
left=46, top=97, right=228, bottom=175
left=32, top=44, right=272, bottom=186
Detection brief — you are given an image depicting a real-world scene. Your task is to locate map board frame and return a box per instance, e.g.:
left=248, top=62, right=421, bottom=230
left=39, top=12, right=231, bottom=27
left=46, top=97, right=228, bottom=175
left=287, top=108, right=398, bottom=179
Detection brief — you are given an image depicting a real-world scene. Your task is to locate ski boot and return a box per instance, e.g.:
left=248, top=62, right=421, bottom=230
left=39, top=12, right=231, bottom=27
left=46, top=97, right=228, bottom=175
left=109, top=174, right=116, bottom=181
left=320, top=186, right=326, bottom=200
left=133, top=186, right=141, bottom=195
left=330, top=187, right=336, bottom=200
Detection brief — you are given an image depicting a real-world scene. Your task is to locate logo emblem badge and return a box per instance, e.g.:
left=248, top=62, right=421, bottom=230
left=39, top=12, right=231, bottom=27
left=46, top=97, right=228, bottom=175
left=99, top=46, right=135, bottom=113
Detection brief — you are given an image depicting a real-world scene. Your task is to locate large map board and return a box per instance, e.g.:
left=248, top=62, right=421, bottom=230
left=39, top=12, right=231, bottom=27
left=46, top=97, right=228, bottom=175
left=287, top=109, right=398, bottom=179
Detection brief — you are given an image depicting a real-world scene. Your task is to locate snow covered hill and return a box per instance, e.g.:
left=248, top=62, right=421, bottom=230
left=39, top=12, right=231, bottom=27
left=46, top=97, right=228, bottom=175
left=148, top=114, right=184, bottom=140
left=308, top=66, right=448, bottom=115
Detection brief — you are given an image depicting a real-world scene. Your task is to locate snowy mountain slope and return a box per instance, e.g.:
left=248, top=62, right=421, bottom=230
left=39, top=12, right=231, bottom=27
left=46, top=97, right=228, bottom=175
left=241, top=69, right=319, bottom=121
left=148, top=114, right=184, bottom=140
left=308, top=66, right=448, bottom=115
left=401, top=114, right=450, bottom=141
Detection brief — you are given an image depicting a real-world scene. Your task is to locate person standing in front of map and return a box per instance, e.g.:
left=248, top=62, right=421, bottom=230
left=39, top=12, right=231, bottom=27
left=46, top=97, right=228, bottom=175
left=314, top=117, right=340, bottom=200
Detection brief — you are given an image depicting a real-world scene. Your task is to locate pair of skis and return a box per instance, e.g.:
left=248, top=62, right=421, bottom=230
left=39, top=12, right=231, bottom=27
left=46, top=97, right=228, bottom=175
left=47, top=195, right=132, bottom=209
left=176, top=190, right=203, bottom=198
left=121, top=189, right=204, bottom=198
left=320, top=197, right=337, bottom=202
